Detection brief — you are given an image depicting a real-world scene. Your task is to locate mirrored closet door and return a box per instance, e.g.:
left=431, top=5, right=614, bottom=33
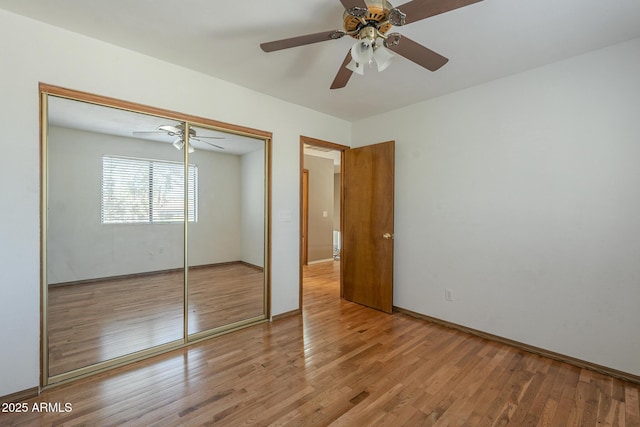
left=186, top=125, right=266, bottom=337
left=42, top=86, right=270, bottom=385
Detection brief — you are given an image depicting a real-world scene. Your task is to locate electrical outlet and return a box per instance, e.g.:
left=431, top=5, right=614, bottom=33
left=445, top=288, right=453, bottom=301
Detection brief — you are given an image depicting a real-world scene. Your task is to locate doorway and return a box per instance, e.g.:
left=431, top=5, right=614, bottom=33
left=299, top=136, right=348, bottom=309
left=299, top=136, right=396, bottom=314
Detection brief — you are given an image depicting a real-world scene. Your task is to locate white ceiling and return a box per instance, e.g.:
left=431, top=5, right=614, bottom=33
left=2, top=0, right=640, bottom=121
left=48, top=96, right=264, bottom=155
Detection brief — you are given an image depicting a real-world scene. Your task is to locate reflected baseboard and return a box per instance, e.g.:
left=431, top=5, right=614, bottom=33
left=238, top=261, right=264, bottom=272
left=48, top=260, right=261, bottom=287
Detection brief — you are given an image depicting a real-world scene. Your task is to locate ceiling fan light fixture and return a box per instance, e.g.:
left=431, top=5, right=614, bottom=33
left=172, top=137, right=195, bottom=153
left=350, top=39, right=373, bottom=66
left=346, top=59, right=365, bottom=76
left=373, top=44, right=394, bottom=72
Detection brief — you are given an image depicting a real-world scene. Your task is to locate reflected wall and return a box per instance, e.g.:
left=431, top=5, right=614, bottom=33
left=187, top=125, right=266, bottom=335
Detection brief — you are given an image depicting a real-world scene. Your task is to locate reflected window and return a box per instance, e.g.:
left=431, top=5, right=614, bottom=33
left=101, top=155, right=198, bottom=224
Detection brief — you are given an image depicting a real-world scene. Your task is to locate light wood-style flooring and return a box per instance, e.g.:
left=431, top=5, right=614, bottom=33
left=48, top=263, right=264, bottom=375
left=3, top=261, right=639, bottom=426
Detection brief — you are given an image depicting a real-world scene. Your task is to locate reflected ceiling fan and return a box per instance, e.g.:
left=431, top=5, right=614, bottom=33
left=260, top=0, right=483, bottom=89
left=133, top=124, right=225, bottom=153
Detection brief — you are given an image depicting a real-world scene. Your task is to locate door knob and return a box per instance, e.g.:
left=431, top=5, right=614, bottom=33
left=383, top=233, right=393, bottom=240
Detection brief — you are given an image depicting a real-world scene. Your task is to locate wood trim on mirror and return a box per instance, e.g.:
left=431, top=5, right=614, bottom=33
left=39, top=83, right=272, bottom=140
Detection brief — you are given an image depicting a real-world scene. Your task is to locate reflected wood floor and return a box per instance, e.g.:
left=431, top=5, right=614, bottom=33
left=4, top=261, right=639, bottom=426
left=48, top=263, right=264, bottom=375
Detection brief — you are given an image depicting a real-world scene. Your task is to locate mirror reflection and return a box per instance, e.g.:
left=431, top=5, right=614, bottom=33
left=187, top=125, right=265, bottom=335
left=45, top=96, right=267, bottom=379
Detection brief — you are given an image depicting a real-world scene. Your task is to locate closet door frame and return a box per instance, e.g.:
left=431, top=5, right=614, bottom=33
left=40, top=83, right=272, bottom=388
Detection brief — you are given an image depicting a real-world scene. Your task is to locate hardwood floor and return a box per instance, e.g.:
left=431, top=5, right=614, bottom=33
left=3, top=261, right=639, bottom=426
left=48, top=263, right=264, bottom=376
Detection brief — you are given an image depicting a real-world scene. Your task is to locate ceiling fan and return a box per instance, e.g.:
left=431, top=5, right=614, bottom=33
left=260, top=0, right=483, bottom=89
left=133, top=124, right=225, bottom=153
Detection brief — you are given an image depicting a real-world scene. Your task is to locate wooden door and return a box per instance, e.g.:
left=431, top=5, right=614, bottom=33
left=342, top=141, right=394, bottom=313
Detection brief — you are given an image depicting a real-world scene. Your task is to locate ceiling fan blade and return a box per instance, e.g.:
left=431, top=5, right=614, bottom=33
left=330, top=51, right=354, bottom=90
left=396, top=0, right=483, bottom=25
left=193, top=138, right=225, bottom=150
left=132, top=130, right=167, bottom=137
left=385, top=33, right=448, bottom=71
left=260, top=30, right=345, bottom=52
left=194, top=135, right=225, bottom=140
left=339, top=0, right=369, bottom=17
left=158, top=124, right=182, bottom=134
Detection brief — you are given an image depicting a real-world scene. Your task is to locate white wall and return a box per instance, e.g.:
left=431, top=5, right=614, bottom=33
left=352, top=38, right=640, bottom=376
left=0, top=9, right=350, bottom=397
left=304, top=155, right=335, bottom=262
left=188, top=144, right=243, bottom=268
left=333, top=173, right=341, bottom=231
left=48, top=126, right=244, bottom=283
left=240, top=149, right=265, bottom=268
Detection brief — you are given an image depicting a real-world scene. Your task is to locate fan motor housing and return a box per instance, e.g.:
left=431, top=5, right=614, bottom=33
left=343, top=0, right=394, bottom=38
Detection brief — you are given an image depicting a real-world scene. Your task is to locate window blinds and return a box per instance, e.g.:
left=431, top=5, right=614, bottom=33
left=101, top=156, right=197, bottom=224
